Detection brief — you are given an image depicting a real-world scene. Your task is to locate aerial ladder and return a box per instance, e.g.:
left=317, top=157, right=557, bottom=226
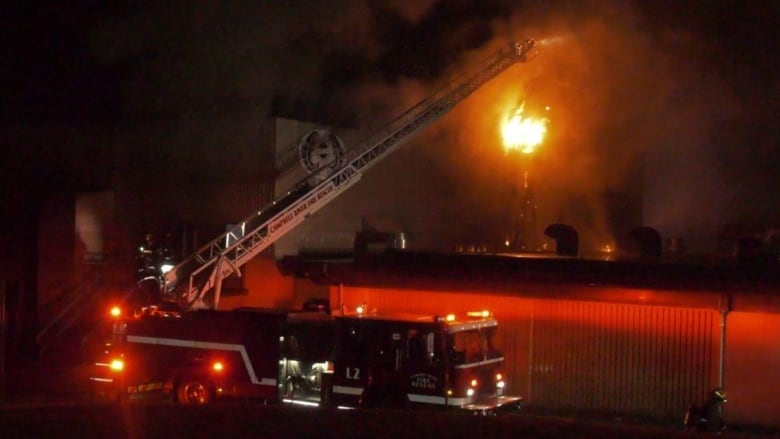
left=161, top=39, right=538, bottom=310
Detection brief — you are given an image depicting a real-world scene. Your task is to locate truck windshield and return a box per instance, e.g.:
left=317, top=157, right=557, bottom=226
left=448, top=326, right=501, bottom=365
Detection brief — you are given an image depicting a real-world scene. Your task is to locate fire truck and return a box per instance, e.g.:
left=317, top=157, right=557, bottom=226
left=90, top=39, right=538, bottom=411
left=91, top=306, right=333, bottom=405
left=90, top=305, right=522, bottom=413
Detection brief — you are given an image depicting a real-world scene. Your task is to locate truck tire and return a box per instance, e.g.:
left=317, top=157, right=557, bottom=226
left=176, top=379, right=213, bottom=405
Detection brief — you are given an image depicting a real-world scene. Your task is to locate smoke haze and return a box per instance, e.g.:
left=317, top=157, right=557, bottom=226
left=85, top=0, right=778, bottom=253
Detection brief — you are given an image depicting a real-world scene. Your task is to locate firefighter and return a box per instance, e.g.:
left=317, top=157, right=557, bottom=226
left=158, top=232, right=175, bottom=261
left=700, top=388, right=727, bottom=433
left=135, top=233, right=163, bottom=308
left=685, top=387, right=727, bottom=433
left=137, top=233, right=157, bottom=277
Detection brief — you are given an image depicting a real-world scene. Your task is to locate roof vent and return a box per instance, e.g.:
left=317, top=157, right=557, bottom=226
left=544, top=223, right=578, bottom=256
left=629, top=226, right=662, bottom=262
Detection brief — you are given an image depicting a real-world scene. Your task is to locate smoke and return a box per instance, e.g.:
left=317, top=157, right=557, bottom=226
left=338, top=1, right=747, bottom=253
left=90, top=0, right=772, bottom=254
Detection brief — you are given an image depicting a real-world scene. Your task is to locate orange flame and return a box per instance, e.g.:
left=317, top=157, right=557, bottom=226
left=501, top=104, right=548, bottom=154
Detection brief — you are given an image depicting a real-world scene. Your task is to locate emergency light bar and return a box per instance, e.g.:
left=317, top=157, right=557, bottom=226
left=435, top=311, right=492, bottom=322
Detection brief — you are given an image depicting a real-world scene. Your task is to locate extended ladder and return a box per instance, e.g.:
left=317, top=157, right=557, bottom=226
left=162, top=40, right=537, bottom=309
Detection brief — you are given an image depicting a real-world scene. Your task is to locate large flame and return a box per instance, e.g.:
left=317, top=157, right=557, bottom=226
left=501, top=104, right=548, bottom=154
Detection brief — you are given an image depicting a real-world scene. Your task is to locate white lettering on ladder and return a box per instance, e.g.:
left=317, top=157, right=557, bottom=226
left=268, top=182, right=335, bottom=235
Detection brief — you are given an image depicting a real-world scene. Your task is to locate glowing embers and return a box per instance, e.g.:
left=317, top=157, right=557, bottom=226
left=501, top=102, right=548, bottom=155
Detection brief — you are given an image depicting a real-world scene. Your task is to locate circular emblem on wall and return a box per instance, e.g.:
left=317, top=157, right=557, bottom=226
left=298, top=129, right=345, bottom=180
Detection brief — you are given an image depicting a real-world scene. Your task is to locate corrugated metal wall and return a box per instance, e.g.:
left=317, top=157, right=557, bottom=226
left=527, top=300, right=717, bottom=418
left=333, top=286, right=719, bottom=420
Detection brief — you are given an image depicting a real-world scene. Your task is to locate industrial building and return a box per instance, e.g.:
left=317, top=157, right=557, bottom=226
left=1, top=42, right=778, bottom=431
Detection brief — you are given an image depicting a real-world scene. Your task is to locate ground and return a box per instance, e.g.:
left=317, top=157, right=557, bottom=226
left=0, top=358, right=776, bottom=438
left=1, top=397, right=778, bottom=439
left=0, top=403, right=721, bottom=438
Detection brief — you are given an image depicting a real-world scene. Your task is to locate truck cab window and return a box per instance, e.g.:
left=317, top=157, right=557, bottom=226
left=450, top=329, right=491, bottom=364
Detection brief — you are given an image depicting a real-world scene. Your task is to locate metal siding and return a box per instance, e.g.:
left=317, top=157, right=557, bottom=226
left=529, top=300, right=717, bottom=419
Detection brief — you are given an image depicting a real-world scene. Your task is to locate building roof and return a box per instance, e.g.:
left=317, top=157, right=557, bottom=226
left=278, top=249, right=780, bottom=312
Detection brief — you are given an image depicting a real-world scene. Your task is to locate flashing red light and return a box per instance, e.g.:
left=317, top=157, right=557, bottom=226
left=110, top=359, right=125, bottom=372
left=212, top=361, right=224, bottom=372
left=110, top=306, right=122, bottom=319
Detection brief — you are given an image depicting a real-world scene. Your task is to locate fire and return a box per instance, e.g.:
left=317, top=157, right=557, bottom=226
left=501, top=104, right=548, bottom=154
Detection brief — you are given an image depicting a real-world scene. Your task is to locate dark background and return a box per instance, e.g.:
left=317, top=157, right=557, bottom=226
left=1, top=0, right=779, bottom=308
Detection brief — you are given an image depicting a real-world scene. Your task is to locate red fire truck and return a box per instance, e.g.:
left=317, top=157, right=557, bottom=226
left=89, top=40, right=536, bottom=413
left=91, top=306, right=333, bottom=405
left=90, top=305, right=522, bottom=413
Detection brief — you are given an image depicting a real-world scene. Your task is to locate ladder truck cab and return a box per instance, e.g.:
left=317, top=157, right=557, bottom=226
left=90, top=307, right=333, bottom=405
left=331, top=310, right=522, bottom=414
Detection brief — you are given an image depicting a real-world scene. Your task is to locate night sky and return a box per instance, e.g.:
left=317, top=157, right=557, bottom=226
left=2, top=0, right=779, bottom=255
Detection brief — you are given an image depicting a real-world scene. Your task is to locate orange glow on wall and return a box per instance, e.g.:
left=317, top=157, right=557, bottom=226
left=219, top=257, right=294, bottom=309
left=724, top=311, right=780, bottom=426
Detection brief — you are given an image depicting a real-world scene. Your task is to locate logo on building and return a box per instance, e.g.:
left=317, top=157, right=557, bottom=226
left=298, top=129, right=345, bottom=181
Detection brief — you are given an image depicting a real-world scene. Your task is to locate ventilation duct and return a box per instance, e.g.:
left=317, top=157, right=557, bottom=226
left=629, top=226, right=662, bottom=262
left=544, top=223, right=579, bottom=256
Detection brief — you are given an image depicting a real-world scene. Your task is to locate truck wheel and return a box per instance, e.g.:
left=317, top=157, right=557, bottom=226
left=176, top=379, right=213, bottom=405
